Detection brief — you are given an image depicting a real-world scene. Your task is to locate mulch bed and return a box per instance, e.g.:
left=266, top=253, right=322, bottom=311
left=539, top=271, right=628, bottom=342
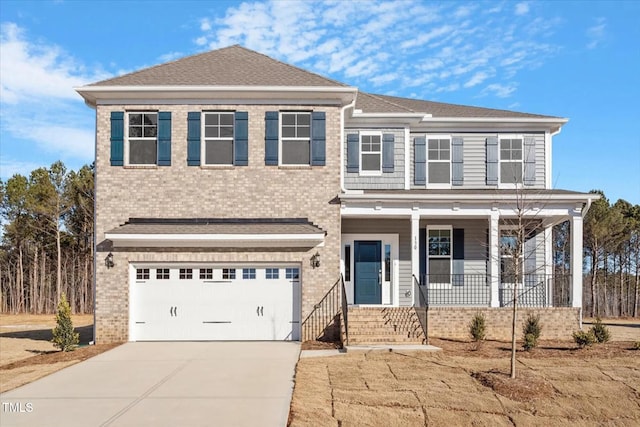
left=0, top=343, right=120, bottom=370
left=472, top=369, right=555, bottom=401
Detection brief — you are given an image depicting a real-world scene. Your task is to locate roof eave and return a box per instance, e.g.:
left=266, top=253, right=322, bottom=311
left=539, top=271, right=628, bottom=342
left=75, top=85, right=358, bottom=107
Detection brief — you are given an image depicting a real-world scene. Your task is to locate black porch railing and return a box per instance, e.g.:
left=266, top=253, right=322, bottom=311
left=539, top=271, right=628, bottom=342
left=417, top=274, right=572, bottom=308
left=301, top=275, right=348, bottom=343
left=419, top=274, right=490, bottom=306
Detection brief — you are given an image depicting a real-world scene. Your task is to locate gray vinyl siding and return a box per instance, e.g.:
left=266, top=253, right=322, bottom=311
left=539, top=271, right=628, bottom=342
left=342, top=218, right=412, bottom=306
left=410, top=133, right=546, bottom=189
left=344, top=128, right=405, bottom=190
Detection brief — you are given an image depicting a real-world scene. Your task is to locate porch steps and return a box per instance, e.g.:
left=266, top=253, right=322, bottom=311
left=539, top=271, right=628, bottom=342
left=347, top=307, right=425, bottom=345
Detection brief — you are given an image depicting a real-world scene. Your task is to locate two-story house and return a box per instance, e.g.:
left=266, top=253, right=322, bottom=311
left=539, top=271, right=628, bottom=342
left=76, top=45, right=595, bottom=344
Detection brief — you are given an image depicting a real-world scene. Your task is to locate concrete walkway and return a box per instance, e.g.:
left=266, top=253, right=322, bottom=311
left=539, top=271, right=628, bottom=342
left=0, top=342, right=300, bottom=427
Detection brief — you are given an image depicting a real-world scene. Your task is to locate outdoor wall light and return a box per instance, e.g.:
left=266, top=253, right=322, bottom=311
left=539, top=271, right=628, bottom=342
left=105, top=252, right=115, bottom=269
left=310, top=252, right=320, bottom=269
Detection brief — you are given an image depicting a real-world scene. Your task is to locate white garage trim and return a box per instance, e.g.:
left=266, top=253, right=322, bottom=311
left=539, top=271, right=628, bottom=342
left=107, top=232, right=325, bottom=248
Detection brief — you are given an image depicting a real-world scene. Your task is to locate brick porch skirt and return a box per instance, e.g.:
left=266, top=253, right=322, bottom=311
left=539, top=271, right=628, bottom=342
left=422, top=307, right=581, bottom=341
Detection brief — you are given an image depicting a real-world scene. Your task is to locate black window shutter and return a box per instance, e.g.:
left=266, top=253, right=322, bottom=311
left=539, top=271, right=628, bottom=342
left=419, top=228, right=426, bottom=280
left=265, top=111, right=279, bottom=165
left=311, top=111, right=326, bottom=166
left=187, top=112, right=201, bottom=166
left=453, top=228, right=464, bottom=260
left=346, top=133, right=359, bottom=172
left=414, top=137, right=426, bottom=185
left=110, top=111, right=124, bottom=166
left=234, top=111, right=248, bottom=166
left=452, top=136, right=463, bottom=185
left=523, top=136, right=536, bottom=185
left=486, top=136, right=498, bottom=185
left=382, top=133, right=394, bottom=173
left=157, top=111, right=171, bottom=166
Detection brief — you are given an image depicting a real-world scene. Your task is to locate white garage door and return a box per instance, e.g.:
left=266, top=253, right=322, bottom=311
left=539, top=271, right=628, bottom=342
left=130, top=265, right=301, bottom=341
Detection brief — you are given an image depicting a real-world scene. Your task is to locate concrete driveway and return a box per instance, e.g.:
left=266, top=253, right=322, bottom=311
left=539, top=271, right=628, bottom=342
left=0, top=342, right=300, bottom=427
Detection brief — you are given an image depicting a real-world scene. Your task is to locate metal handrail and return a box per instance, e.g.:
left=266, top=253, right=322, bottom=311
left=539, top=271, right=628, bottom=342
left=413, top=274, right=428, bottom=345
left=300, top=275, right=342, bottom=342
left=339, top=274, right=348, bottom=346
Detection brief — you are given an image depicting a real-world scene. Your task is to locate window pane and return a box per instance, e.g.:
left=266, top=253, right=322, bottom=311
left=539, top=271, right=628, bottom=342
left=428, top=162, right=450, bottom=184
left=205, top=140, right=233, bottom=165
left=205, top=127, right=219, bottom=138
left=129, top=140, right=157, bottom=164
left=282, top=114, right=295, bottom=126
left=429, top=258, right=450, bottom=280
left=384, top=244, right=391, bottom=282
left=512, top=139, right=522, bottom=150
left=129, top=114, right=142, bottom=125
left=143, top=114, right=157, bottom=125
left=219, top=126, right=234, bottom=138
left=282, top=140, right=310, bottom=164
left=205, top=114, right=219, bottom=125
left=440, top=139, right=450, bottom=151
left=500, top=148, right=511, bottom=160
left=345, top=245, right=351, bottom=282
left=282, top=126, right=296, bottom=138
left=428, top=139, right=439, bottom=150
left=501, top=162, right=522, bottom=183
left=143, top=126, right=157, bottom=138
left=297, top=114, right=310, bottom=125
left=297, top=126, right=310, bottom=138
left=362, top=153, right=381, bottom=171
left=129, top=126, right=142, bottom=138
left=219, top=114, right=234, bottom=126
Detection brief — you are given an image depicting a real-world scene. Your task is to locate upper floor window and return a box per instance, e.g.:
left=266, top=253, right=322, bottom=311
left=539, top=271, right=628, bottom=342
left=360, top=133, right=382, bottom=174
left=128, top=112, right=157, bottom=165
left=280, top=112, right=311, bottom=165
left=203, top=112, right=234, bottom=165
left=500, top=137, right=523, bottom=184
left=427, top=137, right=450, bottom=184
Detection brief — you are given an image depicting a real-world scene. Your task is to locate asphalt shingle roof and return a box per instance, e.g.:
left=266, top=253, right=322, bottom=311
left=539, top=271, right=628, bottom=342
left=357, top=93, right=559, bottom=119
left=106, top=218, right=325, bottom=235
left=92, top=45, right=347, bottom=87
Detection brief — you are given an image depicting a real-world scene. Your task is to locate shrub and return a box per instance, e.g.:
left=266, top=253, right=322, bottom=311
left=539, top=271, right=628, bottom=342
left=572, top=330, right=596, bottom=348
left=468, top=312, right=487, bottom=343
left=522, top=314, right=542, bottom=351
left=589, top=317, right=611, bottom=343
left=52, top=293, right=79, bottom=352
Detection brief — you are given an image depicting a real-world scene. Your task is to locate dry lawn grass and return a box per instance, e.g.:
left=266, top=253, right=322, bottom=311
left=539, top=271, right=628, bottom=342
left=0, top=313, right=118, bottom=393
left=289, top=337, right=640, bottom=426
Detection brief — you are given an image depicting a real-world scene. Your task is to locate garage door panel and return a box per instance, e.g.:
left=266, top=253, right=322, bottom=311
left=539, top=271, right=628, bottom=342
left=132, top=265, right=300, bottom=341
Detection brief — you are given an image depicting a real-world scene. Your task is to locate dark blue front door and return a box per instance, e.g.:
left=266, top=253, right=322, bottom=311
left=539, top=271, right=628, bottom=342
left=354, top=241, right=382, bottom=304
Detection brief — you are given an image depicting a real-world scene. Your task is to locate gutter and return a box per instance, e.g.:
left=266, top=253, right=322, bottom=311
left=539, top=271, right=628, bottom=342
left=340, top=97, right=357, bottom=193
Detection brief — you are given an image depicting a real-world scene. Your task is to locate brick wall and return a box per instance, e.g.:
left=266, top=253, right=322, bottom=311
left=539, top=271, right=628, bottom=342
left=95, top=104, right=342, bottom=343
left=424, top=307, right=581, bottom=341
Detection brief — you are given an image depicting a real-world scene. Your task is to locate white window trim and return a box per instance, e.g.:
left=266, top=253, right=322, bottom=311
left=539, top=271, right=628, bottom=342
left=498, top=134, right=524, bottom=189
left=359, top=131, right=383, bottom=176
left=426, top=225, right=453, bottom=288
left=279, top=111, right=311, bottom=166
left=201, top=111, right=235, bottom=166
left=125, top=111, right=158, bottom=167
left=426, top=134, right=452, bottom=189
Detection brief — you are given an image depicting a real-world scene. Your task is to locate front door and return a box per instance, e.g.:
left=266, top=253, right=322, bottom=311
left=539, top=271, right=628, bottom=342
left=354, top=241, right=382, bottom=304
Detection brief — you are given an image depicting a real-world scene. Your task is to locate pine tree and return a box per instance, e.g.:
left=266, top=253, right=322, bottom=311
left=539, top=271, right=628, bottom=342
left=52, top=293, right=79, bottom=351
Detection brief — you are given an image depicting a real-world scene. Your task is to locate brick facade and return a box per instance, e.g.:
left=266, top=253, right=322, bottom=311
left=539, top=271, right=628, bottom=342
left=95, top=104, right=342, bottom=343
left=424, top=307, right=581, bottom=341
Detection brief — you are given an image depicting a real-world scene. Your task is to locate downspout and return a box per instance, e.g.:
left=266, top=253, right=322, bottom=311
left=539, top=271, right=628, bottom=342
left=582, top=197, right=594, bottom=218
left=340, top=97, right=357, bottom=193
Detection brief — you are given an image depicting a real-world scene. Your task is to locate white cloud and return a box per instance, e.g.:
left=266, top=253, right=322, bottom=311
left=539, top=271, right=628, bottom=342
left=0, top=23, right=104, bottom=165
left=515, top=2, right=530, bottom=16
left=158, top=51, right=183, bottom=62
left=464, top=71, right=490, bottom=88
left=0, top=159, right=44, bottom=180
left=586, top=17, right=606, bottom=49
left=200, top=18, right=211, bottom=31
left=0, top=23, right=108, bottom=104
left=483, top=83, right=517, bottom=98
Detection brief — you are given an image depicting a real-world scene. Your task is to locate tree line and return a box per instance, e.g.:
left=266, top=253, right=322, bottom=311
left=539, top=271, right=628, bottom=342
left=1, top=163, right=638, bottom=317
left=1, top=161, right=94, bottom=314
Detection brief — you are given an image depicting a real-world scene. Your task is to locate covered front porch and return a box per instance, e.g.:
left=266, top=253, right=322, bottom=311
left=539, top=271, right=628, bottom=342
left=340, top=190, right=596, bottom=311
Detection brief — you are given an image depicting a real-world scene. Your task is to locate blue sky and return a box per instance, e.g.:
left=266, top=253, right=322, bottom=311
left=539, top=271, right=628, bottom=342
left=1, top=0, right=639, bottom=204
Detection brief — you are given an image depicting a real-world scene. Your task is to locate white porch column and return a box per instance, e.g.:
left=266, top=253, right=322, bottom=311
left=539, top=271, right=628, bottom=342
left=544, top=225, right=553, bottom=307
left=489, top=211, right=500, bottom=307
left=411, top=212, right=420, bottom=306
left=570, top=214, right=584, bottom=308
